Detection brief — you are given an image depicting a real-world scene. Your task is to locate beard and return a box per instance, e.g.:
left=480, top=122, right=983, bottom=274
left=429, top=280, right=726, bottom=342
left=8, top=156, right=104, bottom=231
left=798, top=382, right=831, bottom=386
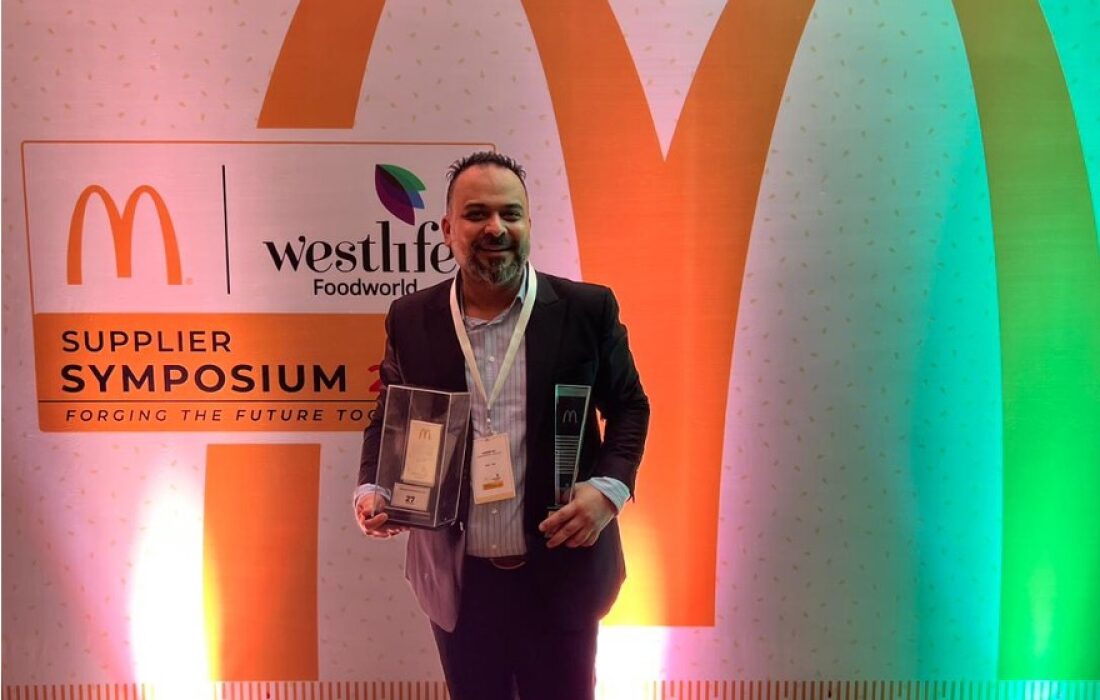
left=465, top=234, right=529, bottom=287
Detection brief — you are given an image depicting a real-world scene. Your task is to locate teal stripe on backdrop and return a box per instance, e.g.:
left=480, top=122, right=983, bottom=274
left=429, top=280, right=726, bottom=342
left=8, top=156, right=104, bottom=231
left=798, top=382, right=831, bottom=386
left=953, top=0, right=1100, bottom=679
left=726, top=0, right=1002, bottom=677
left=1038, top=0, right=1100, bottom=249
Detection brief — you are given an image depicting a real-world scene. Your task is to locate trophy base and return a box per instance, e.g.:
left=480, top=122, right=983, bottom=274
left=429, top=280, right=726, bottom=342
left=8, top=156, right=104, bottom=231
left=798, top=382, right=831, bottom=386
left=383, top=507, right=459, bottom=530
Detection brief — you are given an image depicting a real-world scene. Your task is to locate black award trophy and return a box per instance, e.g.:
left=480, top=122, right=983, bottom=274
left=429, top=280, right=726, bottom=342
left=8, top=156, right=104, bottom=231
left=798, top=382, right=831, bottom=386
left=551, top=384, right=592, bottom=511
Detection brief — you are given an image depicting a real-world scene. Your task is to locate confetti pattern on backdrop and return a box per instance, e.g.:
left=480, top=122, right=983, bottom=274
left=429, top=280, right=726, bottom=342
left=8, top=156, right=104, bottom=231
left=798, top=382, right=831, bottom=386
left=3, top=0, right=1098, bottom=691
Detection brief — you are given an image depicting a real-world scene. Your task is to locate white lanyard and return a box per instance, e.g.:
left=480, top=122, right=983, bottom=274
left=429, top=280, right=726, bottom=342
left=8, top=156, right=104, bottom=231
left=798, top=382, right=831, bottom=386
left=449, top=262, right=538, bottom=434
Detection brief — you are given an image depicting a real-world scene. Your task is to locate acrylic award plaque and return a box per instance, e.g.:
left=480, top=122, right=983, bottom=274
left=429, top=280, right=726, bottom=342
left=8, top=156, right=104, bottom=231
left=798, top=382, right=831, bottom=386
left=551, top=384, right=592, bottom=511
left=374, top=385, right=471, bottom=529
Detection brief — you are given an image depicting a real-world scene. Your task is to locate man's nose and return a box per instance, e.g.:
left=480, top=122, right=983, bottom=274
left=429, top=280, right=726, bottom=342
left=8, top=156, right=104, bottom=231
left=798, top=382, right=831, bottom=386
left=483, top=214, right=506, bottom=234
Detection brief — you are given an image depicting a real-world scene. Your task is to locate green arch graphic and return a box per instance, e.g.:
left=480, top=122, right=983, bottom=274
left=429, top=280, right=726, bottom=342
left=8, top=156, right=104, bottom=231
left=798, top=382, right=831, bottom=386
left=953, top=0, right=1100, bottom=679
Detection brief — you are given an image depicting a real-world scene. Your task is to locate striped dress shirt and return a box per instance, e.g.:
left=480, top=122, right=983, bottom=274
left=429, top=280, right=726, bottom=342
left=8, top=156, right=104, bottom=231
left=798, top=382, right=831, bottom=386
left=460, top=273, right=629, bottom=557
left=355, top=272, right=630, bottom=556
left=460, top=286, right=530, bottom=557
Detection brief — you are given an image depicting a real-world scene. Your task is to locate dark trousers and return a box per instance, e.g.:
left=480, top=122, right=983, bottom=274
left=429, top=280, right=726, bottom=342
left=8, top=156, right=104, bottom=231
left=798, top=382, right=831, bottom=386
left=430, top=556, right=598, bottom=700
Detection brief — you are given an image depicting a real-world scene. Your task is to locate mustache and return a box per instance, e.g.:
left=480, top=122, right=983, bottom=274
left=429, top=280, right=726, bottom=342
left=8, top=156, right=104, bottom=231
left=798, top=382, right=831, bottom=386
left=474, top=233, right=514, bottom=251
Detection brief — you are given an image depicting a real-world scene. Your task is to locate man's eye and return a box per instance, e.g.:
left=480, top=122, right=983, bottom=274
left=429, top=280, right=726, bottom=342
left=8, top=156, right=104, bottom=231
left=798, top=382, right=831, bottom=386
left=503, top=212, right=523, bottom=221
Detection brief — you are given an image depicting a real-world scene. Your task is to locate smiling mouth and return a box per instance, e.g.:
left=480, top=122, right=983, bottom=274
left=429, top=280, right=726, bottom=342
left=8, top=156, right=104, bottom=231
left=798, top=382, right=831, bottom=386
left=476, top=241, right=513, bottom=253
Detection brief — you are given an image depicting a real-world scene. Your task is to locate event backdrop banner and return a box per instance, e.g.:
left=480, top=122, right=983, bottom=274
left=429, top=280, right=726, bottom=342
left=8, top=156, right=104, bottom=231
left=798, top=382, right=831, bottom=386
left=23, top=141, right=484, bottom=431
left=2, top=0, right=1098, bottom=697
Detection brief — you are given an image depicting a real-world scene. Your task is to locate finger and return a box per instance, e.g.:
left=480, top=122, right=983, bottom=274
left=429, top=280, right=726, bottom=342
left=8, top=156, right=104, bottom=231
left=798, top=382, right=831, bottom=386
left=365, top=514, right=407, bottom=539
left=564, top=517, right=604, bottom=548
left=366, top=527, right=399, bottom=539
left=564, top=527, right=591, bottom=548
left=355, top=498, right=384, bottom=530
left=538, top=509, right=566, bottom=535
left=539, top=500, right=581, bottom=535
left=361, top=512, right=390, bottom=532
left=546, top=517, right=584, bottom=549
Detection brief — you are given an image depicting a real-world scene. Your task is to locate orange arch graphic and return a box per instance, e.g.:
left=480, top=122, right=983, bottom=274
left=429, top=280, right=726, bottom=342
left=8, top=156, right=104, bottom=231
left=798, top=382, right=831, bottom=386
left=259, top=0, right=813, bottom=626
left=204, top=444, right=320, bottom=680
left=522, top=0, right=813, bottom=625
left=67, top=184, right=183, bottom=285
left=258, top=0, right=386, bottom=128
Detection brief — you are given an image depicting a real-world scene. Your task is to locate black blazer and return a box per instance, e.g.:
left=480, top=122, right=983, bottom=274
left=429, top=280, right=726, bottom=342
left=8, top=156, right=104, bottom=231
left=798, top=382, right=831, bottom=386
left=360, top=270, right=650, bottom=630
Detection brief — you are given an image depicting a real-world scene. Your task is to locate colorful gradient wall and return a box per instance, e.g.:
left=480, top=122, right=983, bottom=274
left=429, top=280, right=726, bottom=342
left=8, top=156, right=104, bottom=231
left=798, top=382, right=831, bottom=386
left=2, top=0, right=1097, bottom=697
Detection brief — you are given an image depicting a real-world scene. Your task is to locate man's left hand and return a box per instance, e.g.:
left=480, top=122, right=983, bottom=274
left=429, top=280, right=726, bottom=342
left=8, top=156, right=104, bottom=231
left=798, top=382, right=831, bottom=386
left=537, top=482, right=617, bottom=549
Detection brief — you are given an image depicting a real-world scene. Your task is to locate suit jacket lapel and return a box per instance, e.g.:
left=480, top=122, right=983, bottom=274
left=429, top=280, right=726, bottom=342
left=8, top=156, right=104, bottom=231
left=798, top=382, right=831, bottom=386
left=524, top=272, right=564, bottom=462
left=424, top=281, right=468, bottom=392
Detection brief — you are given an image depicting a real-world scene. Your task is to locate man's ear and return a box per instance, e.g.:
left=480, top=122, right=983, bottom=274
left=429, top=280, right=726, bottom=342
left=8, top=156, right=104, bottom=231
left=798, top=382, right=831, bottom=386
left=441, top=213, right=453, bottom=245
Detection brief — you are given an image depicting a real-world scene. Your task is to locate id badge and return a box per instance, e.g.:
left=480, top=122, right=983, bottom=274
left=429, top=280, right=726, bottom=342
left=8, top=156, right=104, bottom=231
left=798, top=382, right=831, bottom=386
left=471, top=433, right=516, bottom=504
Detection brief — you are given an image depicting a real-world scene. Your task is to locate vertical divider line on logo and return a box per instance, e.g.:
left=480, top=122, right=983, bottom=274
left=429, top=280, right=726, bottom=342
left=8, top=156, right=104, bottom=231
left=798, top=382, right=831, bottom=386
left=222, top=164, right=232, bottom=294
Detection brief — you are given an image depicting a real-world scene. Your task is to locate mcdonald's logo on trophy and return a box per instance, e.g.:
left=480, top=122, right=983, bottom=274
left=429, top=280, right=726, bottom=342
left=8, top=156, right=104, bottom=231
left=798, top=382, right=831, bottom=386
left=66, top=184, right=183, bottom=285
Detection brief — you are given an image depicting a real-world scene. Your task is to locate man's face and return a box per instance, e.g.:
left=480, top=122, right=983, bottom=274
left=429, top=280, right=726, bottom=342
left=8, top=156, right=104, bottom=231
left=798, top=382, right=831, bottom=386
left=442, top=164, right=531, bottom=287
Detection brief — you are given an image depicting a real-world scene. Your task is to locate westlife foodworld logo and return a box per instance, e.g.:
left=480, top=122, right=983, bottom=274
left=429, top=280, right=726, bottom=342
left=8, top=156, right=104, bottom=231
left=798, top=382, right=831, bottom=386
left=260, top=162, right=455, bottom=298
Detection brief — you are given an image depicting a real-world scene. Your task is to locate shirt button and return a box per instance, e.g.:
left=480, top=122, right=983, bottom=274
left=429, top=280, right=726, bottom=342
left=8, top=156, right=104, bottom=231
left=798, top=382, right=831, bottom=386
left=491, top=509, right=498, bottom=515
left=489, top=356, right=496, bottom=362
left=490, top=543, right=498, bottom=550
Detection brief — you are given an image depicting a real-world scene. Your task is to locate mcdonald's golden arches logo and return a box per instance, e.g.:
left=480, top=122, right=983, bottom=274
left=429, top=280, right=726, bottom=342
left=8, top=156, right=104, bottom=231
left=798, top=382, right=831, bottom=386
left=67, top=184, right=183, bottom=285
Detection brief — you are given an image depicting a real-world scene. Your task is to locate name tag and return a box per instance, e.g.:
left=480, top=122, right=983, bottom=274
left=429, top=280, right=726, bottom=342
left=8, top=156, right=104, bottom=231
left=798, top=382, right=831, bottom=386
left=471, top=433, right=516, bottom=504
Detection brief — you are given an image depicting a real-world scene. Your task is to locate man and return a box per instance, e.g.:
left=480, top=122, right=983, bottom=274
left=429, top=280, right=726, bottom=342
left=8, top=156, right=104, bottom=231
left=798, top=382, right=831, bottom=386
left=355, top=151, right=649, bottom=700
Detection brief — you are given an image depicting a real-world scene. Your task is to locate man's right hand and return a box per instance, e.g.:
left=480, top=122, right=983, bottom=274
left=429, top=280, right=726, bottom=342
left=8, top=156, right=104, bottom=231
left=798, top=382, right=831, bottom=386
left=354, top=491, right=407, bottom=538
